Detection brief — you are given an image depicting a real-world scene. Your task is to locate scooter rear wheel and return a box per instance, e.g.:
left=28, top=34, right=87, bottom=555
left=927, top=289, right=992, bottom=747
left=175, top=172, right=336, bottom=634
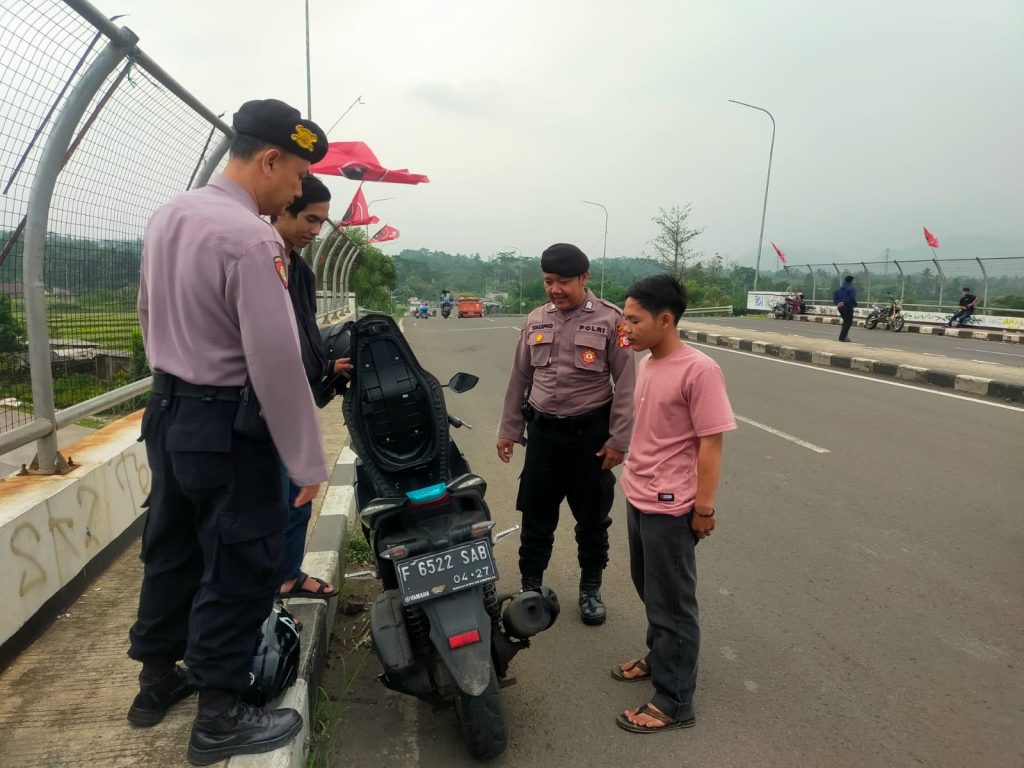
left=890, top=315, right=905, bottom=332
left=454, top=669, right=507, bottom=760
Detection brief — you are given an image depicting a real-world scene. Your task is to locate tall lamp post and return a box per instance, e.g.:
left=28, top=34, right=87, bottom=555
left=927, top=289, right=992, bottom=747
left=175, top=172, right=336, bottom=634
left=503, top=246, right=523, bottom=313
left=367, top=197, right=395, bottom=238
left=581, top=200, right=608, bottom=298
left=304, top=0, right=312, bottom=118
left=728, top=99, right=776, bottom=291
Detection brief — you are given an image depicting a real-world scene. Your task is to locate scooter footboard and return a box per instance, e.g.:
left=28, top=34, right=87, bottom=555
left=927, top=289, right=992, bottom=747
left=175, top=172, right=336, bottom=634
left=420, top=589, right=494, bottom=696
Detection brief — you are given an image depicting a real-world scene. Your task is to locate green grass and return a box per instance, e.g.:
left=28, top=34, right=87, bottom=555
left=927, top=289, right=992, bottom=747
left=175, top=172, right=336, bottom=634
left=345, top=526, right=375, bottom=566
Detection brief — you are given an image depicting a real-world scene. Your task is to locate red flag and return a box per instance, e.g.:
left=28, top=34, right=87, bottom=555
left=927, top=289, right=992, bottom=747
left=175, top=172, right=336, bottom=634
left=923, top=227, right=939, bottom=248
left=311, top=142, right=430, bottom=184
left=339, top=184, right=379, bottom=227
left=771, top=241, right=788, bottom=265
left=369, top=224, right=400, bottom=244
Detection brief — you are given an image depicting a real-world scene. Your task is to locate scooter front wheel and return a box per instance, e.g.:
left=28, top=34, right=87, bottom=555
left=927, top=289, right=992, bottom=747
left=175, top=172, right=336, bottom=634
left=890, top=315, right=905, bottom=332
left=454, top=669, right=507, bottom=760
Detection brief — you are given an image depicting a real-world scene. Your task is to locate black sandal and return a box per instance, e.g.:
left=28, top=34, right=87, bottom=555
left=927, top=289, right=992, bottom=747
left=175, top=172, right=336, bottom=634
left=278, top=570, right=338, bottom=600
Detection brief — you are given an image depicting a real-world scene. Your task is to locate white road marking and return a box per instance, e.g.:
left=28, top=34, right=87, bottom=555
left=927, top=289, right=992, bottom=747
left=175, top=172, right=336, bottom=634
left=735, top=414, right=831, bottom=454
left=689, top=342, right=1024, bottom=413
left=955, top=346, right=1024, bottom=358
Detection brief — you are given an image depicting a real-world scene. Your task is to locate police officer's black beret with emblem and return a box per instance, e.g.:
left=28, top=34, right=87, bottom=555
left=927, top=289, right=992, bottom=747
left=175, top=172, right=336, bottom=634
left=540, top=243, right=590, bottom=277
left=232, top=99, right=329, bottom=163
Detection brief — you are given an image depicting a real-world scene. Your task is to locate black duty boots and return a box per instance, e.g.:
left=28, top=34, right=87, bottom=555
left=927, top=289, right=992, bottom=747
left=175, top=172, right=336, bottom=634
left=579, top=571, right=606, bottom=626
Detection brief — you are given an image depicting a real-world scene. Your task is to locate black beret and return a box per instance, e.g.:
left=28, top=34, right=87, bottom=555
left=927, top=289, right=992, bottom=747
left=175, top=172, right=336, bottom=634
left=232, top=99, right=328, bottom=163
left=540, top=243, right=590, bottom=277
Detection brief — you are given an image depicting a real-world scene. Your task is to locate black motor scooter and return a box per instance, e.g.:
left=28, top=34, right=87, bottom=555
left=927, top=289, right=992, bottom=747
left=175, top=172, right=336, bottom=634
left=326, top=313, right=559, bottom=760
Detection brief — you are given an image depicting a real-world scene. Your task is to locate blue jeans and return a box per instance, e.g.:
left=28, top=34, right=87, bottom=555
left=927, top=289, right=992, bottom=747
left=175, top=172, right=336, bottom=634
left=279, top=462, right=312, bottom=583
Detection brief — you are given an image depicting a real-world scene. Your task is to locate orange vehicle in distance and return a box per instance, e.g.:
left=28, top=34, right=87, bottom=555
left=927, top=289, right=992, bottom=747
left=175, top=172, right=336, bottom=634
left=457, top=295, right=484, bottom=318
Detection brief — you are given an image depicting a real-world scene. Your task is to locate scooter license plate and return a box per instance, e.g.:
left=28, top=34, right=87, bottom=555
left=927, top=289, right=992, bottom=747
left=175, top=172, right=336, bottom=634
left=394, top=540, right=499, bottom=606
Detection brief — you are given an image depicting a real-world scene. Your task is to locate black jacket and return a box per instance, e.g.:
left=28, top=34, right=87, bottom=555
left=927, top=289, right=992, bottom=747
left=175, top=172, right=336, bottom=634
left=287, top=252, right=331, bottom=389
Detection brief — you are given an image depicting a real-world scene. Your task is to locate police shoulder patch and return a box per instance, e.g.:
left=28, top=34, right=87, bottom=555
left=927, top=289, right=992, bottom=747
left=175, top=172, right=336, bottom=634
left=273, top=255, right=288, bottom=287
left=597, top=297, right=624, bottom=314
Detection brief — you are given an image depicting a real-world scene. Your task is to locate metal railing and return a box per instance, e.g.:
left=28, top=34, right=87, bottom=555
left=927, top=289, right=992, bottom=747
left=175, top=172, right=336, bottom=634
left=686, top=305, right=734, bottom=318
left=781, top=257, right=1024, bottom=313
left=0, top=0, right=355, bottom=470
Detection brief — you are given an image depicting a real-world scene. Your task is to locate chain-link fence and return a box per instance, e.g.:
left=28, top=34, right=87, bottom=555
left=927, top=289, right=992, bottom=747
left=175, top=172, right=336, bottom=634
left=0, top=0, right=354, bottom=471
left=783, top=257, right=1024, bottom=314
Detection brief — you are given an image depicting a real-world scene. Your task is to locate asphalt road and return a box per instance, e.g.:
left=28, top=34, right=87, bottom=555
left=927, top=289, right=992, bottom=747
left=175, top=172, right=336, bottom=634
left=702, top=316, right=1024, bottom=369
left=326, top=314, right=1024, bottom=768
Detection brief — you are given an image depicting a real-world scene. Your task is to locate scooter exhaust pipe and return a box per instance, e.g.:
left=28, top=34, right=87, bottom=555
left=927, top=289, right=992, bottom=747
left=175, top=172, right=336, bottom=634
left=501, top=586, right=560, bottom=638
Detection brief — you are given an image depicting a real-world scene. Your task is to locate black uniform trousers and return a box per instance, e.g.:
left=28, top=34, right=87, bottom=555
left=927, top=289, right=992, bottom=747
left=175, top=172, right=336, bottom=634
left=128, top=392, right=287, bottom=692
left=838, top=306, right=855, bottom=340
left=516, top=404, right=615, bottom=579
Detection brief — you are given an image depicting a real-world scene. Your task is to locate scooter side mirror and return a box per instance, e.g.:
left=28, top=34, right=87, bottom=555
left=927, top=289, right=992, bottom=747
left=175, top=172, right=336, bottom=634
left=447, top=372, right=479, bottom=393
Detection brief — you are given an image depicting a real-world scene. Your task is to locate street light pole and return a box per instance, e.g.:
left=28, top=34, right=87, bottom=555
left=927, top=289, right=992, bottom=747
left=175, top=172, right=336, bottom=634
left=728, top=99, right=776, bottom=291
left=304, top=0, right=312, bottom=119
left=581, top=200, right=608, bottom=298
left=503, top=246, right=522, bottom=314
left=366, top=196, right=396, bottom=238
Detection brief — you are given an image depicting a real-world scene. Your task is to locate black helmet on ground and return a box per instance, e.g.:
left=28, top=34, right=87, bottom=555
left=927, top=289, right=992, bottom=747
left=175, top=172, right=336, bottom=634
left=241, top=604, right=301, bottom=707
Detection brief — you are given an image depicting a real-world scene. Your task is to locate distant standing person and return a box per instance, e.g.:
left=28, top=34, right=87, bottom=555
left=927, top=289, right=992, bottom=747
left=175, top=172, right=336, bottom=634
left=612, top=274, right=735, bottom=733
left=496, top=243, right=636, bottom=625
left=833, top=275, right=857, bottom=342
left=129, top=99, right=329, bottom=766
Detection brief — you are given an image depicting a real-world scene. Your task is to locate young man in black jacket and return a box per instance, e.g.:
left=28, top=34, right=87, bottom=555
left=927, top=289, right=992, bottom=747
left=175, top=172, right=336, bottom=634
left=272, top=175, right=352, bottom=604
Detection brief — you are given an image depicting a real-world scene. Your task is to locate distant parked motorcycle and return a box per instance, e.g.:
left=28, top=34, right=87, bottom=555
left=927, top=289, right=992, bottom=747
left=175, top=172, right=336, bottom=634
left=864, top=293, right=905, bottom=332
left=770, top=300, right=793, bottom=320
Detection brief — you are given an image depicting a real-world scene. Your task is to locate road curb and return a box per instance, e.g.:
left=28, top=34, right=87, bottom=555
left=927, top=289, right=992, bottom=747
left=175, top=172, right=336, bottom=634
left=793, top=314, right=1023, bottom=343
left=681, top=329, right=1024, bottom=404
left=229, top=444, right=358, bottom=768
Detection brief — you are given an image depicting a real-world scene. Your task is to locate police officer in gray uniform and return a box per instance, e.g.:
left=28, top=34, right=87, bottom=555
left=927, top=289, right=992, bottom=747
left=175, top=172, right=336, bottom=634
left=127, top=99, right=329, bottom=766
left=497, top=243, right=636, bottom=625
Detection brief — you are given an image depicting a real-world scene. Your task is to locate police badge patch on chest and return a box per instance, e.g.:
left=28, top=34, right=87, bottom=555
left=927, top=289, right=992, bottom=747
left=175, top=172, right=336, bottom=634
left=273, top=255, right=288, bottom=287
left=581, top=348, right=597, bottom=365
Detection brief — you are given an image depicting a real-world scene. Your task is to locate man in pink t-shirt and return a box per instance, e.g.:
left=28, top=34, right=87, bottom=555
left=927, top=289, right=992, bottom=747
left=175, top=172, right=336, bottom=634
left=611, top=274, right=736, bottom=734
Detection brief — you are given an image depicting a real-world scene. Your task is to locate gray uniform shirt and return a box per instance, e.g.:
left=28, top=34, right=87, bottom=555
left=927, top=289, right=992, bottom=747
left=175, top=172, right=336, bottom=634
left=138, top=175, right=327, bottom=487
left=498, top=291, right=636, bottom=452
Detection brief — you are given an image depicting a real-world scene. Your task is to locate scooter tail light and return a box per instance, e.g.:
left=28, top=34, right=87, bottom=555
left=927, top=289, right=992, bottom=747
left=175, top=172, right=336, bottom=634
left=448, top=629, right=481, bottom=649
left=470, top=521, right=496, bottom=539
left=380, top=545, right=409, bottom=561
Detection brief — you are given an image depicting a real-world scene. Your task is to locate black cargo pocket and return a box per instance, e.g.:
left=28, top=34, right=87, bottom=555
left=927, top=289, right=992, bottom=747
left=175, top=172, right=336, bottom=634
left=167, top=412, right=233, bottom=493
left=214, top=523, right=284, bottom=599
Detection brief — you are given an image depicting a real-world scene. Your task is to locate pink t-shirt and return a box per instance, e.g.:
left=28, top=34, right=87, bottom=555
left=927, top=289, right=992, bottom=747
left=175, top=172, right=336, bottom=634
left=621, top=343, right=736, bottom=516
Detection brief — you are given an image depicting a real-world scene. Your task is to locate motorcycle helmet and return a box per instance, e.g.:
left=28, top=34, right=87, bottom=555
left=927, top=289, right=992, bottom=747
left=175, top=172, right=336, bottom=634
left=241, top=604, right=301, bottom=707
left=321, top=321, right=352, bottom=360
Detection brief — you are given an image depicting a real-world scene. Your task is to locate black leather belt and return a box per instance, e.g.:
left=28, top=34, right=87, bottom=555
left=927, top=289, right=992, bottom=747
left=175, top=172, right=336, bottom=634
left=530, top=402, right=611, bottom=432
left=152, top=372, right=242, bottom=402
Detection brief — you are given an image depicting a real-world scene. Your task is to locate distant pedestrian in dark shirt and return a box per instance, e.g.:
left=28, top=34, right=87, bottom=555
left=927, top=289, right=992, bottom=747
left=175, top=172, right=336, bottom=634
left=833, top=275, right=857, bottom=342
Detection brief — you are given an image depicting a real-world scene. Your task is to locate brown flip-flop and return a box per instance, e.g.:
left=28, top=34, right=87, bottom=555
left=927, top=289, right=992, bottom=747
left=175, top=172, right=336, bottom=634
left=615, top=703, right=695, bottom=734
left=611, top=658, right=651, bottom=682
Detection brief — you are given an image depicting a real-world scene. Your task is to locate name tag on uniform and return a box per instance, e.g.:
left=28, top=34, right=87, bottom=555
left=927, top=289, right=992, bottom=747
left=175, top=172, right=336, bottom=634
left=577, top=323, right=607, bottom=335
left=657, top=492, right=675, bottom=502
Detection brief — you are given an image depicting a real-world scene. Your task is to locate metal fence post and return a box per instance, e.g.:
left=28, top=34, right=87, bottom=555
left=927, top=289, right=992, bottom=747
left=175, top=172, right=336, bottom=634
left=340, top=244, right=360, bottom=298
left=321, top=240, right=345, bottom=311
left=22, top=31, right=137, bottom=473
left=804, top=265, right=816, bottom=303
left=976, top=257, right=988, bottom=309
left=932, top=258, right=945, bottom=309
left=193, top=132, right=231, bottom=188
left=894, top=260, right=905, bottom=302
left=332, top=242, right=355, bottom=311
left=861, top=261, right=870, bottom=302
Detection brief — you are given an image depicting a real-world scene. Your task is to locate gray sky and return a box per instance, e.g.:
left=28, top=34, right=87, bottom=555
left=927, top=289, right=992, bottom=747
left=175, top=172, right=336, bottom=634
left=97, top=0, right=1024, bottom=265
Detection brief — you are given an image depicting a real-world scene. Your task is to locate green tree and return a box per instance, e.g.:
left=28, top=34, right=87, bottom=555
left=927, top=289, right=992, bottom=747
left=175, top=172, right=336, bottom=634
left=646, top=204, right=704, bottom=282
left=0, top=294, right=25, bottom=354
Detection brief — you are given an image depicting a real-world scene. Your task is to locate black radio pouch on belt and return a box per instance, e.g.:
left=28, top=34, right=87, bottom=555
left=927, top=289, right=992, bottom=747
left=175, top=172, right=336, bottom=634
left=520, top=383, right=535, bottom=423
left=233, top=377, right=271, bottom=441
